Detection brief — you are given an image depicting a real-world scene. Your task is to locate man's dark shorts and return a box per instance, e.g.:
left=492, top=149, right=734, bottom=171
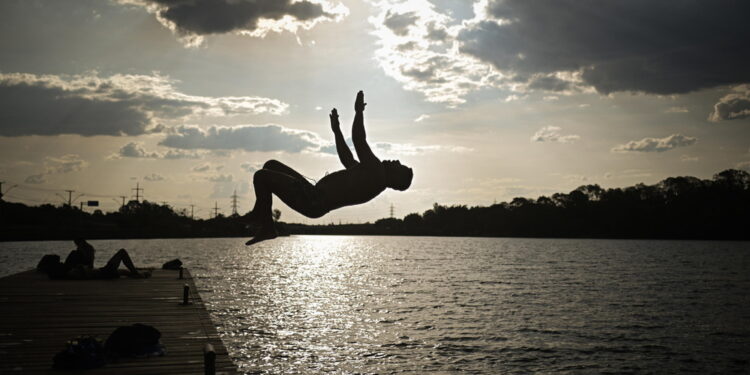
left=291, top=179, right=329, bottom=218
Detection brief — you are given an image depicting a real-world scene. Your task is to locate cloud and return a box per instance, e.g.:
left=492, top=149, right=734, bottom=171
left=113, top=142, right=203, bottom=159
left=0, top=72, right=288, bottom=137
left=24, top=174, right=46, bottom=184
left=370, top=0, right=750, bottom=105
left=531, top=126, right=580, bottom=143
left=23, top=154, right=88, bottom=183
left=458, top=0, right=750, bottom=95
left=562, top=174, right=588, bottom=182
left=414, top=114, right=430, bottom=122
left=118, top=142, right=161, bottom=158
left=681, top=155, right=699, bottom=162
left=45, top=154, right=89, bottom=174
left=373, top=142, right=472, bottom=156
left=159, top=124, right=325, bottom=152
left=144, top=173, right=165, bottom=181
left=527, top=75, right=573, bottom=92
left=612, top=134, right=697, bottom=153
left=207, top=174, right=233, bottom=183
left=384, top=10, right=419, bottom=36
left=192, top=163, right=211, bottom=172
left=737, top=161, right=750, bottom=171
left=665, top=106, right=689, bottom=114
left=708, top=84, right=750, bottom=122
left=317, top=136, right=472, bottom=156
left=118, top=0, right=348, bottom=46
left=240, top=162, right=261, bottom=173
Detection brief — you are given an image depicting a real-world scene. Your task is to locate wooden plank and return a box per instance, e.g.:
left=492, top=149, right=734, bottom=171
left=0, top=269, right=238, bottom=374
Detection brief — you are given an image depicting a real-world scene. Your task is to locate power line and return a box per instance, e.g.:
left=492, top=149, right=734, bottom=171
left=0, top=181, right=14, bottom=202
left=3, top=193, right=50, bottom=204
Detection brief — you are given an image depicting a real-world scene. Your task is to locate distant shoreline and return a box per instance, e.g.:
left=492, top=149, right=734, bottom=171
left=2, top=169, right=749, bottom=242
left=2, top=233, right=749, bottom=243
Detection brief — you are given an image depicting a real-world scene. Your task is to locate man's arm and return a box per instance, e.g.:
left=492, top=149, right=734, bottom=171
left=330, top=108, right=358, bottom=169
left=352, top=91, right=380, bottom=166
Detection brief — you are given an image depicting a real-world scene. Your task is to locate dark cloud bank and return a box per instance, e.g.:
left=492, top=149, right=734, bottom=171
left=0, top=73, right=286, bottom=137
left=459, top=0, right=750, bottom=95
left=125, top=0, right=340, bottom=36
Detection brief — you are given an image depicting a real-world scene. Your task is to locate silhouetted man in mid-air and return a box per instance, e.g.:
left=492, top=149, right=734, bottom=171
left=243, top=91, right=413, bottom=245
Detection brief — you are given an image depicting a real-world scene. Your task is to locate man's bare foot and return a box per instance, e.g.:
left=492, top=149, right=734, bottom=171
left=245, top=224, right=278, bottom=246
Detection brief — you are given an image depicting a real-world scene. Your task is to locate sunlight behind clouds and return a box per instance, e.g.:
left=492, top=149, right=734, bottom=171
left=369, top=0, right=504, bottom=106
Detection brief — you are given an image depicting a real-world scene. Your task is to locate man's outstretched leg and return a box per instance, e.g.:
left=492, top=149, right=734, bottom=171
left=245, top=161, right=323, bottom=246
left=242, top=160, right=307, bottom=224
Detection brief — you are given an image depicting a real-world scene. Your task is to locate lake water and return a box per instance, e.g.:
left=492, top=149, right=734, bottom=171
left=1, top=236, right=749, bottom=374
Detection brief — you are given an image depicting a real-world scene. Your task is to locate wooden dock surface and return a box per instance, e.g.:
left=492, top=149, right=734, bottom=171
left=0, top=269, right=238, bottom=374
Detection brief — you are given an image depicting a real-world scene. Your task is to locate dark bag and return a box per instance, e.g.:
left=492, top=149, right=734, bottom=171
left=37, top=254, right=69, bottom=279
left=162, top=258, right=183, bottom=270
left=36, top=254, right=60, bottom=273
left=105, top=324, right=163, bottom=357
left=52, top=336, right=106, bottom=370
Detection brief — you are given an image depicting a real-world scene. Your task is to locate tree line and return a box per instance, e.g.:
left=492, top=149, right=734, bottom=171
left=1, top=169, right=748, bottom=241
left=288, top=169, right=750, bottom=240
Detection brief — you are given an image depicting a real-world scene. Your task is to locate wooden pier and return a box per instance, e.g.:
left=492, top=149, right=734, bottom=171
left=0, top=269, right=238, bottom=374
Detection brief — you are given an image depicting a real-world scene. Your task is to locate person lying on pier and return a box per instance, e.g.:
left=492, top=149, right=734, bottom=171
left=49, top=239, right=150, bottom=279
left=243, top=91, right=413, bottom=245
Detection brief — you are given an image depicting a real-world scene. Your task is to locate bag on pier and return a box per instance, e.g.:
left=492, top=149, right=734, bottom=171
left=52, top=336, right=106, bottom=370
left=162, top=258, right=183, bottom=270
left=105, top=323, right=165, bottom=358
left=36, top=254, right=68, bottom=279
left=36, top=254, right=60, bottom=273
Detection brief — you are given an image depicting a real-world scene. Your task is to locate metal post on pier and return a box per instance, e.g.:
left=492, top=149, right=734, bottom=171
left=181, top=284, right=191, bottom=305
left=204, top=343, right=216, bottom=375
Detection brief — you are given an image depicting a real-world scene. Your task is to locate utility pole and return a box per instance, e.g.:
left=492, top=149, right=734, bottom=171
left=390, top=203, right=394, bottom=219
left=119, top=196, right=127, bottom=208
left=189, top=204, right=195, bottom=219
left=213, top=201, right=219, bottom=219
left=132, top=182, right=143, bottom=203
left=64, top=190, right=74, bottom=207
left=230, top=190, right=239, bottom=216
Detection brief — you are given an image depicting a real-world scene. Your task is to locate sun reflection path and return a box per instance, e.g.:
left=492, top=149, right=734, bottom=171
left=200, top=235, right=395, bottom=373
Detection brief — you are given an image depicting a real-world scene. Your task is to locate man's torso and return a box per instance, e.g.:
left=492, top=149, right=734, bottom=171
left=315, top=163, right=386, bottom=211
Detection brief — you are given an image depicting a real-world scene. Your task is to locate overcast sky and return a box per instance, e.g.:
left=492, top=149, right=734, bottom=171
left=1, top=0, right=749, bottom=223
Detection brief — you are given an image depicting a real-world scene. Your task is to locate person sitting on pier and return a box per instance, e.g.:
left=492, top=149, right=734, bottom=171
left=243, top=91, right=414, bottom=245
left=54, top=239, right=149, bottom=279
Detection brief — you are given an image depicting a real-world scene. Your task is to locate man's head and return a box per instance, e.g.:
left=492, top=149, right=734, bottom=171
left=383, top=160, right=413, bottom=191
